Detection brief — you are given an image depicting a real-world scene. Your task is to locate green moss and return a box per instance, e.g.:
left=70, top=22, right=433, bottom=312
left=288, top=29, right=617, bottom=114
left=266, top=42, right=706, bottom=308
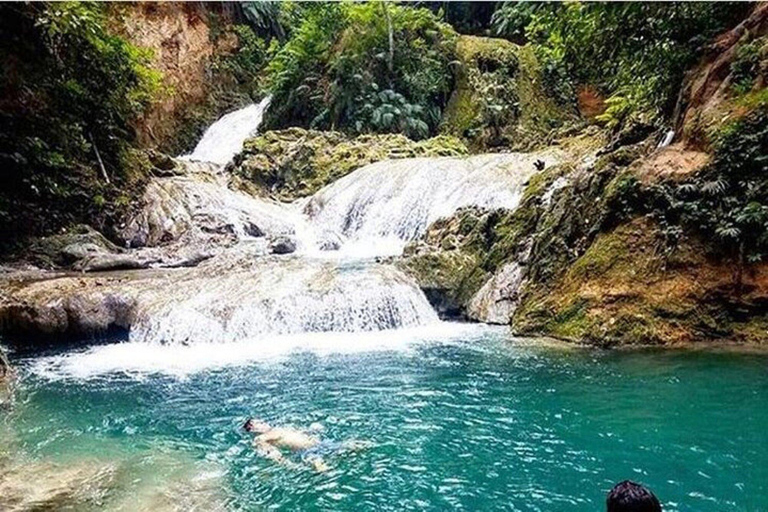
left=440, top=36, right=577, bottom=151
left=235, top=128, right=468, bottom=201
left=398, top=250, right=487, bottom=311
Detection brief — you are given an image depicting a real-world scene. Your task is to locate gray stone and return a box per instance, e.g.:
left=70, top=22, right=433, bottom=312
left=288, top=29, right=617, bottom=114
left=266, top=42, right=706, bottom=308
left=269, top=236, right=297, bottom=255
left=61, top=242, right=108, bottom=263
left=75, top=254, right=155, bottom=273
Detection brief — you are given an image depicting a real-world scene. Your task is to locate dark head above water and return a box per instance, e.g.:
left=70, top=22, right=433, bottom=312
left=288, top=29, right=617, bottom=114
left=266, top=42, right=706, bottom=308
left=607, top=480, right=662, bottom=512
left=243, top=417, right=272, bottom=434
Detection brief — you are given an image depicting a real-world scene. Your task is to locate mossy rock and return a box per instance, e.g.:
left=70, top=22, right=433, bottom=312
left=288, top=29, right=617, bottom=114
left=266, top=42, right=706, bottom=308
left=233, top=128, right=468, bottom=201
left=513, top=215, right=768, bottom=347
left=26, top=225, right=122, bottom=269
left=440, top=35, right=577, bottom=151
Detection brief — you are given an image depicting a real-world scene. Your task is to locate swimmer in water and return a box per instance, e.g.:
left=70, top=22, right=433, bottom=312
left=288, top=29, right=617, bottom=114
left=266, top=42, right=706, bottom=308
left=243, top=418, right=368, bottom=472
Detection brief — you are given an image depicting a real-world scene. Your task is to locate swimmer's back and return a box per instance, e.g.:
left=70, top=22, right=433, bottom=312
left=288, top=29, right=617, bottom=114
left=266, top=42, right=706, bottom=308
left=259, top=427, right=318, bottom=451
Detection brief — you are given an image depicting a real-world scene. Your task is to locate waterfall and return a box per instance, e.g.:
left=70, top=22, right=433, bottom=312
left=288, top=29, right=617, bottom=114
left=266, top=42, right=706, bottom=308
left=658, top=129, right=675, bottom=148
left=304, top=151, right=562, bottom=257
left=181, top=96, right=271, bottom=165
left=129, top=259, right=439, bottom=345
left=38, top=103, right=563, bottom=369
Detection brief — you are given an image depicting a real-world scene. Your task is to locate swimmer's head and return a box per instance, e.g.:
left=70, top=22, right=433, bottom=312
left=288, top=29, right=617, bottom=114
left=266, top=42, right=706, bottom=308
left=243, top=418, right=271, bottom=434
left=606, top=480, right=661, bottom=512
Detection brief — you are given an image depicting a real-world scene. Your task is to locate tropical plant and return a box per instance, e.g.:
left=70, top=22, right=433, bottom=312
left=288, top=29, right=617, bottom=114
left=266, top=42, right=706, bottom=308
left=262, top=2, right=457, bottom=138
left=730, top=36, right=765, bottom=95
left=0, top=2, right=162, bottom=245
left=492, top=2, right=749, bottom=126
left=241, top=1, right=285, bottom=41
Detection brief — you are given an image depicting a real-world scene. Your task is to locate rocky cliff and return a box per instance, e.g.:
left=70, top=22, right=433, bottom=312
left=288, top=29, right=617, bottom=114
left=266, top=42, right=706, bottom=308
left=110, top=2, right=257, bottom=154
left=400, top=4, right=768, bottom=347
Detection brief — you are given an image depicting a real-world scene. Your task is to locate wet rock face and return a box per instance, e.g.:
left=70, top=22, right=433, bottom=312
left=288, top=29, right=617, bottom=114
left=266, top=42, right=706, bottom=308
left=269, top=236, right=297, bottom=255
left=467, top=262, right=524, bottom=324
left=0, top=283, right=136, bottom=344
left=0, top=459, right=118, bottom=511
left=398, top=207, right=501, bottom=320
left=119, top=160, right=296, bottom=251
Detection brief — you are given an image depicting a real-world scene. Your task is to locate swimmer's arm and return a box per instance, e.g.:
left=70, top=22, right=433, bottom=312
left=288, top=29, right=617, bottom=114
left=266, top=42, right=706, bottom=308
left=253, top=437, right=287, bottom=464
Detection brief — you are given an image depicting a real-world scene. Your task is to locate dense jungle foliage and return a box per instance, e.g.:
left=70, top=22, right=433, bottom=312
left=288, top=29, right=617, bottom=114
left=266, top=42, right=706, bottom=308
left=0, top=2, right=161, bottom=245
left=492, top=2, right=750, bottom=125
left=262, top=2, right=457, bottom=139
left=604, top=104, right=768, bottom=289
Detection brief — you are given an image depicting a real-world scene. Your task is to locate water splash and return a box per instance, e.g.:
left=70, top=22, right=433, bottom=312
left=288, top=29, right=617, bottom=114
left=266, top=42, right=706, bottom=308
left=305, top=151, right=562, bottom=257
left=181, top=96, right=271, bottom=165
left=27, top=323, right=492, bottom=379
left=130, top=259, right=438, bottom=345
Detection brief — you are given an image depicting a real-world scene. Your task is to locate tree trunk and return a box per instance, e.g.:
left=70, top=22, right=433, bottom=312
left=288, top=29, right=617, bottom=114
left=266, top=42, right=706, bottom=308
left=734, top=240, right=745, bottom=296
left=89, top=132, right=110, bottom=185
left=383, top=2, right=394, bottom=87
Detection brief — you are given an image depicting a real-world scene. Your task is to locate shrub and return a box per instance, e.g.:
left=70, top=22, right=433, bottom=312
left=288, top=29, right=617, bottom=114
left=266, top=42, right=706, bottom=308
left=730, top=36, right=766, bottom=96
left=493, top=2, right=749, bottom=126
left=263, top=3, right=457, bottom=139
left=0, top=2, right=161, bottom=247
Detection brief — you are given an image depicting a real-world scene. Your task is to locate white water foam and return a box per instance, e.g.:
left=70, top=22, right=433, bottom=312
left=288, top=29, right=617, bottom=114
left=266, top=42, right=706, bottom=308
left=128, top=260, right=439, bottom=345
left=181, top=96, right=271, bottom=165
left=304, top=151, right=562, bottom=257
left=26, top=323, right=499, bottom=379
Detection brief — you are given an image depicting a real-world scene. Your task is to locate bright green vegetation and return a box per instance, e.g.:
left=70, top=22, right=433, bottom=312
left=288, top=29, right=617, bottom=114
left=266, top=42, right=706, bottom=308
left=493, top=2, right=750, bottom=126
left=0, top=2, right=161, bottom=249
left=262, top=3, right=457, bottom=139
left=235, top=128, right=467, bottom=200
left=730, top=35, right=767, bottom=95
left=4, top=332, right=768, bottom=510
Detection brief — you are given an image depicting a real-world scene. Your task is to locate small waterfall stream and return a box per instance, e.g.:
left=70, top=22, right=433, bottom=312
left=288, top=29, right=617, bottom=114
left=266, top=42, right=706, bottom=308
left=181, top=96, right=271, bottom=165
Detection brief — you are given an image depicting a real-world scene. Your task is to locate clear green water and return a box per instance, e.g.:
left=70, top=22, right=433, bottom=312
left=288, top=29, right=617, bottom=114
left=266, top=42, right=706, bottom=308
left=2, top=326, right=767, bottom=511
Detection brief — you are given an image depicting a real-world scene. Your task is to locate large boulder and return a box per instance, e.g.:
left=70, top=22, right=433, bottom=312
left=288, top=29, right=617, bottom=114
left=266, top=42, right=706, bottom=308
left=27, top=225, right=122, bottom=269
left=120, top=160, right=296, bottom=249
left=269, top=235, right=296, bottom=255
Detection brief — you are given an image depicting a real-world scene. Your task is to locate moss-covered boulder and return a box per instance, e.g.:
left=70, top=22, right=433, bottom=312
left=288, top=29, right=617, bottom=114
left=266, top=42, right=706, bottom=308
left=399, top=207, right=498, bottom=318
left=25, top=225, right=122, bottom=270
left=440, top=35, right=577, bottom=151
left=513, top=217, right=768, bottom=347
left=232, top=128, right=468, bottom=201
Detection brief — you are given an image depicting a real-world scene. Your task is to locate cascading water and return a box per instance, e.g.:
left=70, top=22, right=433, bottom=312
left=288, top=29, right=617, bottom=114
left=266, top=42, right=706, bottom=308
left=304, top=151, right=562, bottom=257
left=128, top=256, right=439, bottom=346
left=182, top=96, right=271, bottom=165
left=37, top=103, right=559, bottom=373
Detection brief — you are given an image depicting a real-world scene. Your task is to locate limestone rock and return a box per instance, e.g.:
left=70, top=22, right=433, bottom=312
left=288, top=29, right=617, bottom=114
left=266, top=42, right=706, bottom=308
left=467, top=262, right=525, bottom=324
left=269, top=236, right=296, bottom=255
left=74, top=254, right=156, bottom=273
left=120, top=160, right=295, bottom=249
left=28, top=225, right=121, bottom=269
left=234, top=127, right=469, bottom=201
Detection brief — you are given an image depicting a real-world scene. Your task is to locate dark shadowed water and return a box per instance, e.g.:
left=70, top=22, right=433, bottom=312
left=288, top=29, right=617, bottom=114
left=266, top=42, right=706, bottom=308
left=1, top=326, right=766, bottom=511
